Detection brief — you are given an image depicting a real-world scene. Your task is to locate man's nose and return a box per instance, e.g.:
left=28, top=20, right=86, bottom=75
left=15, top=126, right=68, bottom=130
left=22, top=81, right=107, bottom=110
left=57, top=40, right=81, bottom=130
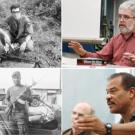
left=106, top=93, right=112, bottom=100
left=74, top=114, right=79, bottom=120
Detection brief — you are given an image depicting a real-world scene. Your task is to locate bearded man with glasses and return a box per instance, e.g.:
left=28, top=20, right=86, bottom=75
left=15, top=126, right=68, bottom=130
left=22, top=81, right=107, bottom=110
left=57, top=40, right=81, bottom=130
left=68, top=0, right=135, bottom=67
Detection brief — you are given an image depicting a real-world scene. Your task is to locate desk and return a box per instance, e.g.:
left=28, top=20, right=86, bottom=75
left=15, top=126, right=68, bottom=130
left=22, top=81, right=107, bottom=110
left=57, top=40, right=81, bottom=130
left=62, top=53, right=128, bottom=68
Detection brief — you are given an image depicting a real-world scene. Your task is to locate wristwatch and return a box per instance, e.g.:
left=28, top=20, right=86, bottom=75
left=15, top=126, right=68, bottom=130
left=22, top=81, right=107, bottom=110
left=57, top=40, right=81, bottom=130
left=105, top=123, right=112, bottom=135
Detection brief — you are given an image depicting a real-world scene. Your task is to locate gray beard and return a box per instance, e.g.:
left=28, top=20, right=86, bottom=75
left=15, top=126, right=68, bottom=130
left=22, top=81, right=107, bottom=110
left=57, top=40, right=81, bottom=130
left=119, top=24, right=135, bottom=34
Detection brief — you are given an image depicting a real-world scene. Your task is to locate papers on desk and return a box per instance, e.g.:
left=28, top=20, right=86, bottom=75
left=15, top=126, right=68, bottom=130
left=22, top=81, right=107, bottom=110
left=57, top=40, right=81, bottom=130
left=62, top=57, right=77, bottom=66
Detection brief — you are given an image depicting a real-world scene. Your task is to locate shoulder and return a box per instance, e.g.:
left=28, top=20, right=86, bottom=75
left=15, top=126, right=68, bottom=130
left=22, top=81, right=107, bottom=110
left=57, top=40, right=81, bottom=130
left=7, top=86, right=15, bottom=93
left=21, top=15, right=31, bottom=23
left=8, top=86, right=14, bottom=91
left=110, top=33, right=122, bottom=41
left=21, top=84, right=28, bottom=89
left=106, top=33, right=122, bottom=46
left=6, top=16, right=15, bottom=22
left=62, top=128, right=72, bottom=135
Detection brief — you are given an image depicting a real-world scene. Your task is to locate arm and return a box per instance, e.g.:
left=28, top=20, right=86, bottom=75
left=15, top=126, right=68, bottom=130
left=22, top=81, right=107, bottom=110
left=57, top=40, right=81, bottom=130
left=24, top=16, right=33, bottom=38
left=19, top=16, right=33, bottom=51
left=74, top=116, right=135, bottom=135
left=68, top=38, right=114, bottom=61
left=18, top=88, right=32, bottom=104
left=112, top=122, right=135, bottom=135
left=5, top=89, right=11, bottom=106
left=123, top=52, right=135, bottom=64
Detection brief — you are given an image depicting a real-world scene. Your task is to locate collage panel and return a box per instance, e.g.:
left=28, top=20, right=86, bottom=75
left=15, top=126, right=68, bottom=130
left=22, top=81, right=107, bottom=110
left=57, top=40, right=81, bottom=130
left=0, top=68, right=61, bottom=135
left=62, top=0, right=135, bottom=68
left=1, top=0, right=135, bottom=135
left=62, top=68, right=135, bottom=135
left=0, top=0, right=61, bottom=68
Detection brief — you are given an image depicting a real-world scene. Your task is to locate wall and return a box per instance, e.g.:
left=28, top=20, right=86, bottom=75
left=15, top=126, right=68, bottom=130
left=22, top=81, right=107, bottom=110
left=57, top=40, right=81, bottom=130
left=62, top=69, right=116, bottom=130
left=62, top=0, right=101, bottom=39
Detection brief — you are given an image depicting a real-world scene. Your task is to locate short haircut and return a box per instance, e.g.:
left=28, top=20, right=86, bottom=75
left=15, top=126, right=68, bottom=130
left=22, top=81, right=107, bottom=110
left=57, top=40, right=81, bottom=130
left=10, top=4, right=20, bottom=12
left=90, top=107, right=95, bottom=115
left=119, top=0, right=135, bottom=17
left=108, top=72, right=135, bottom=91
left=12, top=71, right=21, bottom=78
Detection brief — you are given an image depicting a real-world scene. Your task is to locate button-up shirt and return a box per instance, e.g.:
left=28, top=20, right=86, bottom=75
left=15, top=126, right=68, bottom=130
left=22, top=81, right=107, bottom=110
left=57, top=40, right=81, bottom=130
left=82, top=33, right=135, bottom=67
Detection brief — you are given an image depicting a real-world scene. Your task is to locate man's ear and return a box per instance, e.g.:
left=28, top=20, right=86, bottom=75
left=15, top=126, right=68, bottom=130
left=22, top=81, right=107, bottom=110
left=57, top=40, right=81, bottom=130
left=128, top=87, right=135, bottom=98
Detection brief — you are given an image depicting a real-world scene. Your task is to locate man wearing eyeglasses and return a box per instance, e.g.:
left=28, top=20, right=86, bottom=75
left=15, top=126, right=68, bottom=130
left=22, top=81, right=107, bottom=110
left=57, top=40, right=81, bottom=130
left=2, top=4, right=33, bottom=53
left=68, top=0, right=135, bottom=67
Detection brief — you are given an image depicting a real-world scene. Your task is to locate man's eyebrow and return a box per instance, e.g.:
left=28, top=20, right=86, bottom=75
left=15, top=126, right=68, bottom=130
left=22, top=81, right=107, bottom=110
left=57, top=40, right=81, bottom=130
left=106, top=87, right=115, bottom=92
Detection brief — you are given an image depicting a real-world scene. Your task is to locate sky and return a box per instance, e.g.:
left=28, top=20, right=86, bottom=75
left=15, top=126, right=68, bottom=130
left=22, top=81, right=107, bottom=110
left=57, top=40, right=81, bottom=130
left=0, top=68, right=61, bottom=90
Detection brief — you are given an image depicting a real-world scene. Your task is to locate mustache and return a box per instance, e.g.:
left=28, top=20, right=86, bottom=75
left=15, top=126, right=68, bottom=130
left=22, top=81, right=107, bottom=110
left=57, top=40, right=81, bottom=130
left=107, top=99, right=115, bottom=105
left=119, top=24, right=126, bottom=27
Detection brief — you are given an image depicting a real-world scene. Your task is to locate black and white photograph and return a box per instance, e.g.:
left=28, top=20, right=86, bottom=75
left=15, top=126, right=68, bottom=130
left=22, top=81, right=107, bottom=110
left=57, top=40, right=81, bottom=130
left=0, top=68, right=61, bottom=135
left=0, top=0, right=61, bottom=67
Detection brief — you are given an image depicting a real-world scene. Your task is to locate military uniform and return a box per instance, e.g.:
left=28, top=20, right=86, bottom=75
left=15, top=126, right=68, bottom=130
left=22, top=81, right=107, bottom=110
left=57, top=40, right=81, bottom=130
left=5, top=15, right=33, bottom=45
left=0, top=15, right=33, bottom=52
left=6, top=84, right=32, bottom=135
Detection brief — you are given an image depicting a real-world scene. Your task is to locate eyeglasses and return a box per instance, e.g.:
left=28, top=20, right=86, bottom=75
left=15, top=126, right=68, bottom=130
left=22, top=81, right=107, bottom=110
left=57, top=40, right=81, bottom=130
left=12, top=11, right=20, bottom=13
left=118, top=14, right=135, bottom=21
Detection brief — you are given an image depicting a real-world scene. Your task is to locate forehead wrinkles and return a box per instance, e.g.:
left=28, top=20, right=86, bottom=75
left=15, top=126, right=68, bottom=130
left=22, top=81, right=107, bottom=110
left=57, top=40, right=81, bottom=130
left=107, top=76, right=122, bottom=90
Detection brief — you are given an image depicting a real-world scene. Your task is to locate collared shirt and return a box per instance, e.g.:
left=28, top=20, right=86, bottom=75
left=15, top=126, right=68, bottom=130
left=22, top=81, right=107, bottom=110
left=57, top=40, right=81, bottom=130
left=82, top=33, right=135, bottom=67
left=120, top=112, right=135, bottom=123
left=5, top=15, right=33, bottom=41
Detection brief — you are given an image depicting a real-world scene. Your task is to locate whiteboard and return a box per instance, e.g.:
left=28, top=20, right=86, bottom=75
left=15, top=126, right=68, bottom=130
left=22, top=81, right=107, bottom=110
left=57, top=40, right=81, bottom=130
left=62, top=0, right=101, bottom=39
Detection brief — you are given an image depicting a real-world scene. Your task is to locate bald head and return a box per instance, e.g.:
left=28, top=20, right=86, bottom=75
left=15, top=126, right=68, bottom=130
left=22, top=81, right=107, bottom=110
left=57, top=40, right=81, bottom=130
left=71, top=102, right=94, bottom=134
left=71, top=102, right=94, bottom=122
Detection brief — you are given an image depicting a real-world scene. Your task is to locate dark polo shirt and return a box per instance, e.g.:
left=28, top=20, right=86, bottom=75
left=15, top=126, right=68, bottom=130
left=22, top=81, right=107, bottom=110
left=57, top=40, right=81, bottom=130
left=120, top=112, right=135, bottom=123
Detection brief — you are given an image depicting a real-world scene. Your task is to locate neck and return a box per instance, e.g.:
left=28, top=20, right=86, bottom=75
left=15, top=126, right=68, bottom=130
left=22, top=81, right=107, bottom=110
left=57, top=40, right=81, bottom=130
left=122, top=32, right=133, bottom=39
left=15, top=84, right=21, bottom=87
left=121, top=103, right=135, bottom=123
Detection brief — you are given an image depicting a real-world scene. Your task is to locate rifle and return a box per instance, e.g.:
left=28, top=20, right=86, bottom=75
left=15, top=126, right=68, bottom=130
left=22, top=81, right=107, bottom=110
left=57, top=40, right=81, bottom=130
left=0, top=52, right=42, bottom=68
left=0, top=114, right=12, bottom=135
left=5, top=82, right=36, bottom=120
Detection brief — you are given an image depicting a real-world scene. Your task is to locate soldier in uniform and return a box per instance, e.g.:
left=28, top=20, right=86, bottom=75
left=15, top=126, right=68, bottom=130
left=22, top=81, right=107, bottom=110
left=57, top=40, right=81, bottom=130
left=5, top=71, right=32, bottom=135
left=0, top=3, right=33, bottom=53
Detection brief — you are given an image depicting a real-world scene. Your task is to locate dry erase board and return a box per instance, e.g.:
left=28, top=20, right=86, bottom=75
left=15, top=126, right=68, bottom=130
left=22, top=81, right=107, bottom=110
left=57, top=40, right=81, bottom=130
left=62, top=0, right=101, bottom=39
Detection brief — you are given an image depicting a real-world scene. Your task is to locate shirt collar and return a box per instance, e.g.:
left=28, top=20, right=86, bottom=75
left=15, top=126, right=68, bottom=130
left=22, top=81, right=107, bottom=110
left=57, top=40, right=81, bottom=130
left=120, top=32, right=135, bottom=41
left=120, top=112, right=135, bottom=123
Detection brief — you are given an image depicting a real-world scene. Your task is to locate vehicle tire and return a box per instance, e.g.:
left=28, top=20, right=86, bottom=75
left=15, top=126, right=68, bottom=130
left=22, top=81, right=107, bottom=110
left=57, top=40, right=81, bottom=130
left=31, top=97, right=40, bottom=107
